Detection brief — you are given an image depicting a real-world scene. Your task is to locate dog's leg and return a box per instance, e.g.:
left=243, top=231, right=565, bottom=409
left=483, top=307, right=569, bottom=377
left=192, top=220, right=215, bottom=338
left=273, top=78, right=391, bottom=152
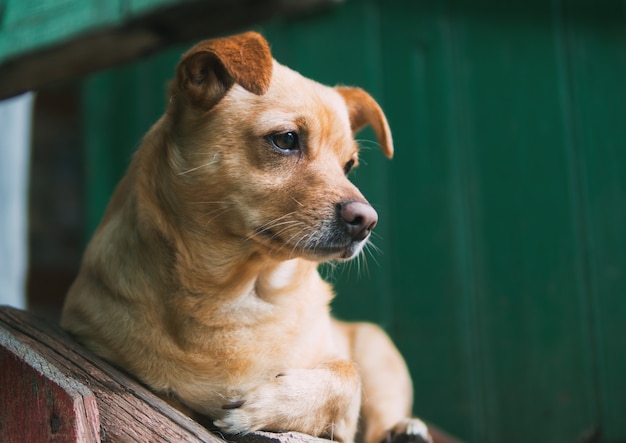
left=214, top=360, right=362, bottom=442
left=339, top=322, right=433, bottom=443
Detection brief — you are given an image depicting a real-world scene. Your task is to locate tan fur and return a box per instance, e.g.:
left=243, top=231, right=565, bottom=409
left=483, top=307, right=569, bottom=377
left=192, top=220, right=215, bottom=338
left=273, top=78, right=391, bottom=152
left=62, top=32, right=431, bottom=443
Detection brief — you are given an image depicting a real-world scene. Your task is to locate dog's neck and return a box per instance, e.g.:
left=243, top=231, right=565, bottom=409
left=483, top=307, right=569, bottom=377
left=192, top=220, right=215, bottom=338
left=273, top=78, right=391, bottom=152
left=172, top=232, right=321, bottom=303
left=167, top=239, right=328, bottom=344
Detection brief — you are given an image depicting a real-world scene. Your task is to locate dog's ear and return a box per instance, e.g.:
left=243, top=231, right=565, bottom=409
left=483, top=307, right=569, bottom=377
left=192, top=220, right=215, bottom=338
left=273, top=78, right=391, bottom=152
left=335, top=86, right=393, bottom=158
left=175, top=32, right=273, bottom=109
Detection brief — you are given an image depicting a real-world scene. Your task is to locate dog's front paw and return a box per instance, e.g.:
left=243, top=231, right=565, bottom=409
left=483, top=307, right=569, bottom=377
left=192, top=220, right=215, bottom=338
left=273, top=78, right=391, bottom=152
left=213, top=367, right=360, bottom=440
left=385, top=418, right=432, bottom=443
left=212, top=372, right=314, bottom=435
left=213, top=400, right=258, bottom=435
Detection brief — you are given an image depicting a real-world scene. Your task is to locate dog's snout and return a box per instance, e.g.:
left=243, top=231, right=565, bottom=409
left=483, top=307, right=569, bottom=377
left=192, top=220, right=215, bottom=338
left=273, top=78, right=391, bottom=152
left=339, top=202, right=378, bottom=242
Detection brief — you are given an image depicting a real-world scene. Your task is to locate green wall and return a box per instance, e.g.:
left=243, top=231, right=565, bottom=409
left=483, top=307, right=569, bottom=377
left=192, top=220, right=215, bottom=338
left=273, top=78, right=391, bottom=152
left=82, top=1, right=626, bottom=441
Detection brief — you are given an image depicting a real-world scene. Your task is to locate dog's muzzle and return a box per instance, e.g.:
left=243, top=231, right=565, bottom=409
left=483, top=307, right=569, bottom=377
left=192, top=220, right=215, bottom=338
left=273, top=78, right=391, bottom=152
left=252, top=201, right=378, bottom=261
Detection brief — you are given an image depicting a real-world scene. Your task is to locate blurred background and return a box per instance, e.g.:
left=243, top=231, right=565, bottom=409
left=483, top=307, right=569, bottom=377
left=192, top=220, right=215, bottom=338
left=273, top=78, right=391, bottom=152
left=0, top=0, right=625, bottom=442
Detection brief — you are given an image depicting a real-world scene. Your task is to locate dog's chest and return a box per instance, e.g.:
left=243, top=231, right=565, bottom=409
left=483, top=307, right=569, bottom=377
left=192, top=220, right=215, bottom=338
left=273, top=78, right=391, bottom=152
left=213, top=283, right=334, bottom=367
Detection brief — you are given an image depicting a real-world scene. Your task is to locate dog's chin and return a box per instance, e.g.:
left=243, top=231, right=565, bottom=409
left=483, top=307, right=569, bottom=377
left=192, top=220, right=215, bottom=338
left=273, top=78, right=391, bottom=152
left=317, top=241, right=365, bottom=262
left=251, top=226, right=368, bottom=262
left=267, top=239, right=366, bottom=262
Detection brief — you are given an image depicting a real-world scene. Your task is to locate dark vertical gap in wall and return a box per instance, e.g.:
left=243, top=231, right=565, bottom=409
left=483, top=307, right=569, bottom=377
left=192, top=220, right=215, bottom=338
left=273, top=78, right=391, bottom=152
left=27, top=83, right=85, bottom=322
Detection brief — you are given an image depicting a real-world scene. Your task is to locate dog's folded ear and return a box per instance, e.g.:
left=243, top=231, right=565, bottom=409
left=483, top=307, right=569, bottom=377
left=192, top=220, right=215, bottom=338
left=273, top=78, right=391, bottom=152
left=335, top=87, right=394, bottom=159
left=175, top=32, right=273, bottom=110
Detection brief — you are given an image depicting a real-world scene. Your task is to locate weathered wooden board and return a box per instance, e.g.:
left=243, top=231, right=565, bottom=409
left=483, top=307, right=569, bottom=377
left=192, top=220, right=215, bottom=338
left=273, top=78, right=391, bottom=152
left=0, top=329, right=100, bottom=442
left=0, top=306, right=328, bottom=443
left=0, top=0, right=339, bottom=99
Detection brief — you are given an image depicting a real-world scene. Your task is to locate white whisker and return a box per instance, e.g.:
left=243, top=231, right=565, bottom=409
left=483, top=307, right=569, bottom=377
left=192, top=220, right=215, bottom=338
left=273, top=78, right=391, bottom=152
left=364, top=240, right=383, bottom=258
left=254, top=212, right=299, bottom=232
left=177, top=159, right=220, bottom=176
left=354, top=138, right=381, bottom=151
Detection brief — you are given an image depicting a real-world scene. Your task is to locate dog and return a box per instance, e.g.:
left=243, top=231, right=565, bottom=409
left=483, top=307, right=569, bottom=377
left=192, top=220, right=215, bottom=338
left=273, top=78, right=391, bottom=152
left=61, top=32, right=435, bottom=443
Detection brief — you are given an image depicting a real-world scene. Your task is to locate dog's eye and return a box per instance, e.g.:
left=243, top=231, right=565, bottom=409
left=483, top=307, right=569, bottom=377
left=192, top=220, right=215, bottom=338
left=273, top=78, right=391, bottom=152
left=269, top=131, right=299, bottom=153
left=343, top=159, right=355, bottom=175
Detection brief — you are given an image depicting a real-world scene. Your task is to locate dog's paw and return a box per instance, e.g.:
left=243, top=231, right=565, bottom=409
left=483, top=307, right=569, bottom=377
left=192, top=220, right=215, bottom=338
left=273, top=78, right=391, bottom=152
left=212, top=371, right=315, bottom=435
left=385, top=418, right=433, bottom=443
left=213, top=403, right=256, bottom=435
left=213, top=367, right=360, bottom=439
left=213, top=393, right=280, bottom=435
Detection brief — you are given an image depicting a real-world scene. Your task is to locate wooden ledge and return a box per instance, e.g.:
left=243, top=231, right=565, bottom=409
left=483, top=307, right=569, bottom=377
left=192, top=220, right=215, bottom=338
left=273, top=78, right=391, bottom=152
left=0, top=306, right=328, bottom=443
left=0, top=0, right=340, bottom=99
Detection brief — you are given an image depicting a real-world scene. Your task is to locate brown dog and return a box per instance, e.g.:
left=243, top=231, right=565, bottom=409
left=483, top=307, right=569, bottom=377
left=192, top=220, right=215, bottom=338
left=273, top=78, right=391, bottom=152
left=61, top=32, right=433, bottom=443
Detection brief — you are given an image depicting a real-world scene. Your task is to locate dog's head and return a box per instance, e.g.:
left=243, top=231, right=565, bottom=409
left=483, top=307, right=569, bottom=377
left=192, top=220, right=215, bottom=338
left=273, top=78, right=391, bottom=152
left=165, top=32, right=393, bottom=262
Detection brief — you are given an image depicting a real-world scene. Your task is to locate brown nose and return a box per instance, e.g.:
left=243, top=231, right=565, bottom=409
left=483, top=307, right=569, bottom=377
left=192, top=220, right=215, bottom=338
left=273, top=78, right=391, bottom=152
left=339, top=201, right=378, bottom=241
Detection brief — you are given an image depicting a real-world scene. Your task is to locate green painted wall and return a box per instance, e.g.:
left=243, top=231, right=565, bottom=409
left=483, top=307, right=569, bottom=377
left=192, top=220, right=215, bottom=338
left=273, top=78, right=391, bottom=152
left=81, top=1, right=626, bottom=441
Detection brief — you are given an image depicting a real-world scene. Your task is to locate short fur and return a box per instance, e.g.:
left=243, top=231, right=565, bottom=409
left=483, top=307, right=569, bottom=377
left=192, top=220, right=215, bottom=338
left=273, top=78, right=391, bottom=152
left=62, top=32, right=431, bottom=443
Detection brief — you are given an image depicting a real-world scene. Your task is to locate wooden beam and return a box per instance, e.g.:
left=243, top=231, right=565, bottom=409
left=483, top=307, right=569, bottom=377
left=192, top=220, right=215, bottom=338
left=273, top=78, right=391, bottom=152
left=0, top=328, right=101, bottom=442
left=0, top=0, right=339, bottom=100
left=0, top=306, right=329, bottom=443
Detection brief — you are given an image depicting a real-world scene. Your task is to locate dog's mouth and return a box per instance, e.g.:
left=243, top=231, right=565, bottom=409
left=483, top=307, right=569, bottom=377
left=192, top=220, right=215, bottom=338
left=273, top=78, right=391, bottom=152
left=252, top=226, right=367, bottom=261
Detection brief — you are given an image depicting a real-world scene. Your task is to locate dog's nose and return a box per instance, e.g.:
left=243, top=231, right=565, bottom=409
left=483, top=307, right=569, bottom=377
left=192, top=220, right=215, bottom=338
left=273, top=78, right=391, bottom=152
left=339, top=202, right=378, bottom=241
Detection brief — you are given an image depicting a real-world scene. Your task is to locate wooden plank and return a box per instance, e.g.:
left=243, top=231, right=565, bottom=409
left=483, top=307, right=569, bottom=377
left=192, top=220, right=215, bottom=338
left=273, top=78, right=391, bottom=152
left=0, top=328, right=101, bottom=442
left=0, top=306, right=218, bottom=442
left=0, top=0, right=339, bottom=99
left=0, top=306, right=328, bottom=443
